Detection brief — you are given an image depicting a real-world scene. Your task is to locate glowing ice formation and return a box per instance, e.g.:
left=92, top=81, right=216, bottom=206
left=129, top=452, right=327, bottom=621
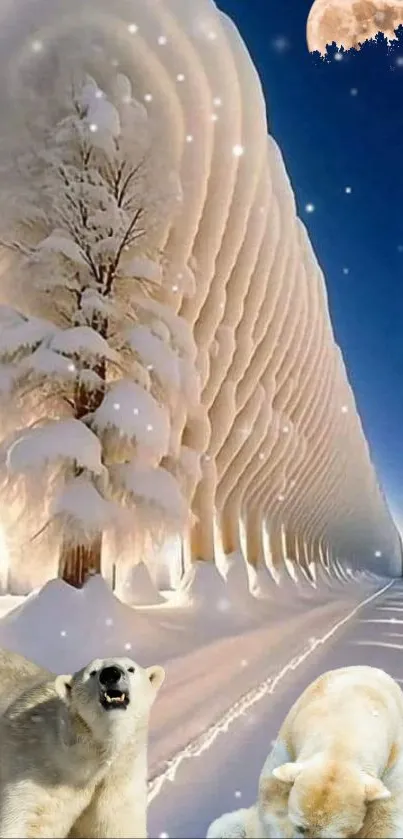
left=0, top=0, right=400, bottom=580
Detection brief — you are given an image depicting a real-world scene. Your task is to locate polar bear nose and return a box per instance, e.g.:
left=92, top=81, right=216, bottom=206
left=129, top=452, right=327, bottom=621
left=99, top=665, right=124, bottom=686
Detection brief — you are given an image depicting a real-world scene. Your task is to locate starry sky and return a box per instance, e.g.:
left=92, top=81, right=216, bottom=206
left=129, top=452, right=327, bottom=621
left=219, top=0, right=403, bottom=526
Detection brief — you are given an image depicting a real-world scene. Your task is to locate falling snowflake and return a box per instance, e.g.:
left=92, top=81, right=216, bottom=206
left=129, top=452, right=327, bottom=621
left=341, top=405, right=348, bottom=414
left=31, top=40, right=44, bottom=53
left=105, top=617, right=114, bottom=627
left=235, top=790, right=242, bottom=799
left=305, top=203, right=315, bottom=213
left=60, top=630, right=67, bottom=637
left=213, top=97, right=222, bottom=107
left=159, top=833, right=169, bottom=838
left=176, top=73, right=185, bottom=82
left=232, top=144, right=245, bottom=157
left=241, top=659, right=248, bottom=667
left=374, top=550, right=382, bottom=558
left=396, top=56, right=403, bottom=67
left=350, top=87, right=358, bottom=96
left=272, top=35, right=290, bottom=52
left=124, top=642, right=132, bottom=651
left=345, top=186, right=352, bottom=194
left=113, top=402, right=120, bottom=410
left=334, top=52, right=344, bottom=61
left=158, top=35, right=168, bottom=46
left=186, top=134, right=194, bottom=143
left=217, top=598, right=231, bottom=612
left=146, top=423, right=153, bottom=432
left=144, top=94, right=153, bottom=103
left=127, top=23, right=138, bottom=34
left=342, top=267, right=349, bottom=275
left=89, top=123, right=98, bottom=133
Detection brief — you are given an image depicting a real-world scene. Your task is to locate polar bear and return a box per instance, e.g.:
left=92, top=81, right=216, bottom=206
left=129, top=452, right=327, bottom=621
left=0, top=648, right=165, bottom=838
left=207, top=666, right=403, bottom=839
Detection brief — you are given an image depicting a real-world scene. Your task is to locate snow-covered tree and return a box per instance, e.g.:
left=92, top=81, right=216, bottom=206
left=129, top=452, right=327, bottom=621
left=0, top=74, right=199, bottom=588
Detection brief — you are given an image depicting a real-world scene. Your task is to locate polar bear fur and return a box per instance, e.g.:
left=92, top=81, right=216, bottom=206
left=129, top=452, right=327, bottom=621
left=207, top=666, right=403, bottom=839
left=0, top=647, right=165, bottom=838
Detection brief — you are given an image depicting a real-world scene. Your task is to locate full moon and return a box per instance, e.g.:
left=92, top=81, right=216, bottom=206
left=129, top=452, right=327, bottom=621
left=307, top=0, right=403, bottom=54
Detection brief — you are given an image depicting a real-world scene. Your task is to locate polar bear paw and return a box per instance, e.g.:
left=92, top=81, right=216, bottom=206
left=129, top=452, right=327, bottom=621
left=206, top=808, right=249, bottom=838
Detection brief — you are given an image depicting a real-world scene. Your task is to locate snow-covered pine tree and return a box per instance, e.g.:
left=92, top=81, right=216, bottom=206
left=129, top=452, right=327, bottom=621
left=0, top=74, right=198, bottom=588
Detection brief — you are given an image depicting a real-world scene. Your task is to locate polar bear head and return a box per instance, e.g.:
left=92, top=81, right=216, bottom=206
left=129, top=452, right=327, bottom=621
left=272, top=757, right=391, bottom=838
left=55, top=656, right=165, bottom=747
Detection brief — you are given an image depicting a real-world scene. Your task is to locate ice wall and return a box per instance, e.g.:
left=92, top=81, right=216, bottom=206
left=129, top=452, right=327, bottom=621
left=0, top=0, right=400, bottom=577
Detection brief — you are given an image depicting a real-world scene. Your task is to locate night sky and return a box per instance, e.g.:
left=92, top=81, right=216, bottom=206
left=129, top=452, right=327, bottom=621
left=218, top=0, right=403, bottom=526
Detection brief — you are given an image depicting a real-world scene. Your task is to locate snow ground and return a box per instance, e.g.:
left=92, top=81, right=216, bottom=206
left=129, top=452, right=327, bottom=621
left=0, top=565, right=394, bottom=839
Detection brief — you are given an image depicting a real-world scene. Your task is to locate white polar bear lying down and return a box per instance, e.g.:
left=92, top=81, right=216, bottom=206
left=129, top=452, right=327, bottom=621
left=207, top=665, right=403, bottom=838
left=0, top=647, right=165, bottom=838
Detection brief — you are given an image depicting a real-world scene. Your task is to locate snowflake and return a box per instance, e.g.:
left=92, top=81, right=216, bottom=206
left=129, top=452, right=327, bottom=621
left=113, top=402, right=121, bottom=411
left=176, top=73, right=185, bottom=82
left=282, top=425, right=290, bottom=434
left=105, top=617, right=114, bottom=627
left=158, top=35, right=168, bottom=46
left=124, top=642, right=132, bottom=651
left=374, top=550, right=382, bottom=558
left=341, top=405, right=348, bottom=414
left=60, top=630, right=67, bottom=637
left=342, top=267, right=349, bottom=275
left=272, top=35, right=290, bottom=53
left=127, top=23, right=138, bottom=34
left=89, top=123, right=98, bottom=133
left=241, top=659, right=248, bottom=667
left=213, top=97, right=222, bottom=107
left=146, top=423, right=153, bottom=432
left=186, top=134, right=194, bottom=143
left=235, top=790, right=242, bottom=799
left=159, top=833, right=169, bottom=838
left=207, top=30, right=218, bottom=41
left=211, top=113, right=219, bottom=122
left=133, top=408, right=139, bottom=416
left=68, top=362, right=76, bottom=372
left=278, top=494, right=285, bottom=502
left=172, top=284, right=179, bottom=292
left=350, top=87, right=358, bottom=96
left=396, top=56, right=403, bottom=67
left=31, top=40, right=44, bottom=53
left=259, top=452, right=265, bottom=460
left=334, top=52, right=344, bottom=61
left=144, top=94, right=153, bottom=103
left=232, top=144, right=245, bottom=157
left=305, top=203, right=315, bottom=213
left=345, top=186, right=352, bottom=194
left=217, top=598, right=231, bottom=612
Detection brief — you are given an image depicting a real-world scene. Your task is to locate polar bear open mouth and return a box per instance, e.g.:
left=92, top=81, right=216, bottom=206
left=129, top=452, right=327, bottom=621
left=100, top=688, right=130, bottom=710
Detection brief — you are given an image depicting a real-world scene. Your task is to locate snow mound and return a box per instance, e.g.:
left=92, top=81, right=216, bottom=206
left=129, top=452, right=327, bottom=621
left=0, top=576, right=152, bottom=673
left=177, top=561, right=256, bottom=615
left=117, top=562, right=165, bottom=606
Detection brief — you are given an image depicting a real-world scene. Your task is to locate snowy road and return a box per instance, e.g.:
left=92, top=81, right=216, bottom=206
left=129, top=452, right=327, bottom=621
left=148, top=580, right=403, bottom=839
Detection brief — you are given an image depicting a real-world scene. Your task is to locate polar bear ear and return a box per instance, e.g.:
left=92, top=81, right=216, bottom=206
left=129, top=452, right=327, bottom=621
left=55, top=674, right=73, bottom=703
left=146, top=665, right=165, bottom=692
left=362, top=774, right=391, bottom=803
left=272, top=762, right=305, bottom=784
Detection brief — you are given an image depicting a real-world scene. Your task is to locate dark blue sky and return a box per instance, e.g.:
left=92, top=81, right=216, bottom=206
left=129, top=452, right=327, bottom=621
left=219, top=0, right=403, bottom=523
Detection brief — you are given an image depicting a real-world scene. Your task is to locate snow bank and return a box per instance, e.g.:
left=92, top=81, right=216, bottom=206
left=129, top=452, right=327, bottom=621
left=0, top=576, right=151, bottom=673
left=116, top=562, right=165, bottom=606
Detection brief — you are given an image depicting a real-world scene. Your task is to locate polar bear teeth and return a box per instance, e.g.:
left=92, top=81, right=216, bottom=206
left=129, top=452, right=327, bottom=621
left=105, top=693, right=126, bottom=703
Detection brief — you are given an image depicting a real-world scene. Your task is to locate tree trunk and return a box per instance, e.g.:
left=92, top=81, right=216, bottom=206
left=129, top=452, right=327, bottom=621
left=59, top=535, right=102, bottom=589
